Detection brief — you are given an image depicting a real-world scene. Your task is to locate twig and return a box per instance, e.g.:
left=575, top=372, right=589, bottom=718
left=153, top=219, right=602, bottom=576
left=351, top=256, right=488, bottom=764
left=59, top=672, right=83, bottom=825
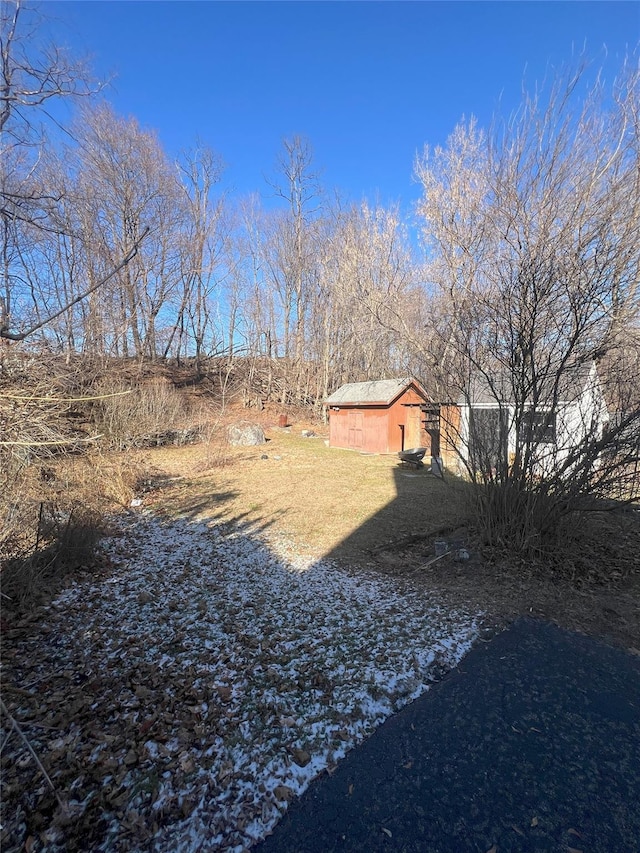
left=0, top=696, right=66, bottom=810
left=21, top=668, right=68, bottom=692
left=0, top=728, right=14, bottom=755
left=419, top=551, right=450, bottom=570
left=0, top=434, right=103, bottom=446
left=1, top=227, right=150, bottom=341
left=0, top=684, right=39, bottom=698
left=0, top=390, right=133, bottom=402
left=34, top=500, right=44, bottom=554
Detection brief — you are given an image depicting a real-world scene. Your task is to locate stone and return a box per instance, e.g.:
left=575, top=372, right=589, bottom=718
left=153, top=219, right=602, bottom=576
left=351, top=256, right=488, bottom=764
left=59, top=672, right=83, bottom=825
left=227, top=423, right=266, bottom=446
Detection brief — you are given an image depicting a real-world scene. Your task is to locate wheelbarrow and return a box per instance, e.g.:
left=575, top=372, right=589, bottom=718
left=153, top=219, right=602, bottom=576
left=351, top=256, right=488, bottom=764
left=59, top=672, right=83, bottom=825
left=397, top=447, right=427, bottom=469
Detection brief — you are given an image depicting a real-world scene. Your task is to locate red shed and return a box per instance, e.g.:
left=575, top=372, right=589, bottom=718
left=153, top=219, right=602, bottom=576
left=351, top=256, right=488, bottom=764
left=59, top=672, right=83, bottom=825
left=325, top=377, right=432, bottom=454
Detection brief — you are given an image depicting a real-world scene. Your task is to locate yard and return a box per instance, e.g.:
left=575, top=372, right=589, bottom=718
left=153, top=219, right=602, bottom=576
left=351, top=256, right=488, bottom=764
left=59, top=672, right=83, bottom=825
left=138, top=425, right=640, bottom=651
left=146, top=427, right=468, bottom=562
left=2, top=422, right=639, bottom=852
left=1, top=426, right=480, bottom=852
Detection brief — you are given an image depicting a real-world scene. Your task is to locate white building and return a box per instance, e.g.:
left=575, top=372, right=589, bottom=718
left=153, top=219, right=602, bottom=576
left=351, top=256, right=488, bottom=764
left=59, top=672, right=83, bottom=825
left=457, top=361, right=609, bottom=477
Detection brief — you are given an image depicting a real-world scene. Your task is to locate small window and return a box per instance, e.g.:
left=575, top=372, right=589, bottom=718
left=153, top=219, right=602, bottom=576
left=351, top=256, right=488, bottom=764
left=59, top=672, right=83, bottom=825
left=519, top=411, right=556, bottom=444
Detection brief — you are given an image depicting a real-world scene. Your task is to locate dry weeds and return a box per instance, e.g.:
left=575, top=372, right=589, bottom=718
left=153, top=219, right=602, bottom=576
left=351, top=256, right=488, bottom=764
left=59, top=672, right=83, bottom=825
left=3, top=378, right=638, bottom=651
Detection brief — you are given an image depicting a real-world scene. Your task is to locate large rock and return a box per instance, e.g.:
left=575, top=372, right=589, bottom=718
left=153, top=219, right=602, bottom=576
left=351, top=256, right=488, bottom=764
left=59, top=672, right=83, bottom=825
left=227, top=423, right=266, bottom=446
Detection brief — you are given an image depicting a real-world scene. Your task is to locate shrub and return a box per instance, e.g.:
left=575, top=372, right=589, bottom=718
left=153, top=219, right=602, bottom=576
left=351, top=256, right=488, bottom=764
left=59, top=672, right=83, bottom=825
left=91, top=378, right=202, bottom=449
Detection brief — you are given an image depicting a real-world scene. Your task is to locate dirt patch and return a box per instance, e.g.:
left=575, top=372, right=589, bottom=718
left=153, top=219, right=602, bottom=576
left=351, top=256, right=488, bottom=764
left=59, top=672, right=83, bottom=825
left=364, top=520, right=640, bottom=653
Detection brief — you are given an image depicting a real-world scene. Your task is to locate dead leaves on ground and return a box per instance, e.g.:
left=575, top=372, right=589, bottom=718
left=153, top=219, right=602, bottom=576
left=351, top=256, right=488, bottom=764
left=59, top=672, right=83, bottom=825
left=1, top=512, right=479, bottom=851
left=1, top=629, right=251, bottom=850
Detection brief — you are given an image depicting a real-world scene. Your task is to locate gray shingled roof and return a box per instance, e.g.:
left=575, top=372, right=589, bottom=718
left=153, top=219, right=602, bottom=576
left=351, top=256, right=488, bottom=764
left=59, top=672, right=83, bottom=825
left=462, top=362, right=597, bottom=406
left=325, top=377, right=426, bottom=406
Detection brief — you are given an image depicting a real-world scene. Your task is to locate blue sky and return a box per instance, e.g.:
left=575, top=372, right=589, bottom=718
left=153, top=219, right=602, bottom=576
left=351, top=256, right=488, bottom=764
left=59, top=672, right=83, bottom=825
left=44, top=1, right=639, bottom=212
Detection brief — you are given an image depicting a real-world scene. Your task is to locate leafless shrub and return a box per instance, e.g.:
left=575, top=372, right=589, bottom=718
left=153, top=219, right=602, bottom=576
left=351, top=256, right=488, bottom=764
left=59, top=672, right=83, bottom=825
left=90, top=378, right=203, bottom=449
left=193, top=417, right=233, bottom=472
left=413, top=57, right=640, bottom=574
left=0, top=356, right=146, bottom=606
left=68, top=449, right=152, bottom=507
left=1, top=499, right=101, bottom=607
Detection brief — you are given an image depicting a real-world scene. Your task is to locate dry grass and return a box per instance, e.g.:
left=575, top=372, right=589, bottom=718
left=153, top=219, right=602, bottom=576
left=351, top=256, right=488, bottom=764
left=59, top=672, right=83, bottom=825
left=143, top=428, right=468, bottom=561
left=4, top=399, right=638, bottom=650
left=0, top=447, right=156, bottom=607
left=129, top=424, right=640, bottom=652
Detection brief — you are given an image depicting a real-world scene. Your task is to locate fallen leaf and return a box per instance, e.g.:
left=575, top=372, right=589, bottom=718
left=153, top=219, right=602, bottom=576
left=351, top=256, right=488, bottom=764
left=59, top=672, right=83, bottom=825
left=291, top=747, right=311, bottom=767
left=531, top=816, right=539, bottom=827
left=140, top=717, right=156, bottom=736
left=273, top=785, right=293, bottom=802
left=124, top=749, right=138, bottom=767
left=381, top=827, right=392, bottom=838
left=348, top=784, right=354, bottom=796
left=181, top=797, right=195, bottom=818
left=403, top=761, right=413, bottom=769
left=179, top=753, right=195, bottom=774
left=567, top=848, right=583, bottom=853
left=485, top=847, right=497, bottom=853
left=567, top=829, right=583, bottom=839
left=216, top=685, right=232, bottom=702
left=107, top=787, right=130, bottom=808
left=511, top=824, right=524, bottom=836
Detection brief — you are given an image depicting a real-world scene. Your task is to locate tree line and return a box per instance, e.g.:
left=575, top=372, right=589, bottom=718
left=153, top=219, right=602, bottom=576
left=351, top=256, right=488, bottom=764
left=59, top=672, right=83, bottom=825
left=2, top=2, right=638, bottom=419
left=1, top=3, right=426, bottom=406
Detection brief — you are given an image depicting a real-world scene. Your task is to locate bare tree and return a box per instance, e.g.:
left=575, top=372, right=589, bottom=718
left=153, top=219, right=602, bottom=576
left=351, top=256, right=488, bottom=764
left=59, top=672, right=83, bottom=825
left=313, top=200, right=419, bottom=397
left=263, top=135, right=323, bottom=401
left=0, top=226, right=148, bottom=342
left=166, top=144, right=228, bottom=369
left=1, top=0, right=99, bottom=335
left=414, top=57, right=640, bottom=554
left=70, top=103, right=185, bottom=359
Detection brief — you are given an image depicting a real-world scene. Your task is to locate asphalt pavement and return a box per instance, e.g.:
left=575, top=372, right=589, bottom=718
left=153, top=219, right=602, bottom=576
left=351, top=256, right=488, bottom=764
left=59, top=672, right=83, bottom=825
left=255, top=619, right=640, bottom=853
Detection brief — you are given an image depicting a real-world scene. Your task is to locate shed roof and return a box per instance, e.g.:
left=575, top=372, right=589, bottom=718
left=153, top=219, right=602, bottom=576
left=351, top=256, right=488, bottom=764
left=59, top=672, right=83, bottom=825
left=463, top=362, right=597, bottom=406
left=325, top=377, right=428, bottom=406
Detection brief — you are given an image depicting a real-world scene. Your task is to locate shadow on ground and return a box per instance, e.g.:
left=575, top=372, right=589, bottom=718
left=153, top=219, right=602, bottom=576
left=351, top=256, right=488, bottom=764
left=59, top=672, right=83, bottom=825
left=326, top=463, right=468, bottom=567
left=323, top=461, right=640, bottom=652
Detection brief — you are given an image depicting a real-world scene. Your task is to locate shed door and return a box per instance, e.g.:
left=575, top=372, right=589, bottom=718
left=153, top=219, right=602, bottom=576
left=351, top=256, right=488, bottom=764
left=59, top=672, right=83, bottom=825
left=348, top=411, right=364, bottom=450
left=468, top=408, right=508, bottom=472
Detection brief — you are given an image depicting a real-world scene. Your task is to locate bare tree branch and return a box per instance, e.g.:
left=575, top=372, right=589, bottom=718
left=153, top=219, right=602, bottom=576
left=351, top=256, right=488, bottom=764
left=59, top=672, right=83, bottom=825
left=0, top=226, right=149, bottom=340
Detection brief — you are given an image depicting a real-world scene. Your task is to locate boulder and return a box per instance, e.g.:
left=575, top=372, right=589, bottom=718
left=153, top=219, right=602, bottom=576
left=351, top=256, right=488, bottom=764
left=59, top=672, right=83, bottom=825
left=227, top=423, right=266, bottom=446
